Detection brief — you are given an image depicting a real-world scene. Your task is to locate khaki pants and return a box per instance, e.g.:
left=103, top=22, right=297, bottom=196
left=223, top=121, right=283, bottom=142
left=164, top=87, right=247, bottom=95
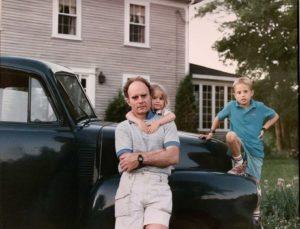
left=115, top=171, right=172, bottom=229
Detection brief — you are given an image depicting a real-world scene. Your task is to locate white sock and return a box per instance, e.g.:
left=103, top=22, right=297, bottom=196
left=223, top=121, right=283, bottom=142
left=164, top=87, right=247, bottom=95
left=233, top=155, right=243, bottom=165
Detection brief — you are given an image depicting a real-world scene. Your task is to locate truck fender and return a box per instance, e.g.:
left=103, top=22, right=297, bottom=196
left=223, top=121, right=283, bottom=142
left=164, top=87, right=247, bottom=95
left=85, top=175, right=120, bottom=229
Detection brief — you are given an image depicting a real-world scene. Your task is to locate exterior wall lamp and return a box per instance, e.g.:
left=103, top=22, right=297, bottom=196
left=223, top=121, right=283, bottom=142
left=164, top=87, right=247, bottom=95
left=97, top=70, right=106, bottom=84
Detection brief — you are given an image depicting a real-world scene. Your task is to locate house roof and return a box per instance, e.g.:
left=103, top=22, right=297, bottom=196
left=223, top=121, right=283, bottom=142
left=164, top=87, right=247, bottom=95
left=190, top=63, right=238, bottom=78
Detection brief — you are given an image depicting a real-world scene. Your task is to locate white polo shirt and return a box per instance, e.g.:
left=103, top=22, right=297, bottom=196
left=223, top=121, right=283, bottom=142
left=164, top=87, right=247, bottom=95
left=115, top=112, right=180, bottom=175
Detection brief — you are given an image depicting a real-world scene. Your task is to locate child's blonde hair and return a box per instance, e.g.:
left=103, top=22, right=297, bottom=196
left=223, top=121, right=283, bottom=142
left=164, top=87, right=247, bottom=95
left=233, top=76, right=253, bottom=91
left=151, top=83, right=169, bottom=107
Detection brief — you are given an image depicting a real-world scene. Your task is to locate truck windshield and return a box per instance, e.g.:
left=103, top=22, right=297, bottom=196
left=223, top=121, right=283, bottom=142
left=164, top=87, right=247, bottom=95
left=55, top=72, right=96, bottom=122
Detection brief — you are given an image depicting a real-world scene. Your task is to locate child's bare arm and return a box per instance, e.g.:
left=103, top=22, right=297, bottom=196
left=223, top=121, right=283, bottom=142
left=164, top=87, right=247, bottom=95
left=199, top=117, right=220, bottom=140
left=158, top=111, right=176, bottom=126
left=148, top=112, right=176, bottom=134
left=263, top=113, right=279, bottom=130
left=126, top=111, right=149, bottom=133
left=259, top=113, right=279, bottom=138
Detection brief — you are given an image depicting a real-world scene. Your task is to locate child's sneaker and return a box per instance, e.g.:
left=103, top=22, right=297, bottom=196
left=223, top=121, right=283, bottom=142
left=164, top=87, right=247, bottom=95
left=228, top=160, right=247, bottom=175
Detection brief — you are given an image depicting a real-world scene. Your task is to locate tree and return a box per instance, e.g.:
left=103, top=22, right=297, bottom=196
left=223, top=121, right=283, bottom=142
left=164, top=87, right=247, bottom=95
left=175, top=74, right=198, bottom=132
left=196, top=0, right=298, bottom=153
left=104, top=90, right=130, bottom=122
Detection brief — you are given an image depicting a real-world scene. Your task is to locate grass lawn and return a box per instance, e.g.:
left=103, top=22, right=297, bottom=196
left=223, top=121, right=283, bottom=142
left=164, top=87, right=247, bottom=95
left=260, top=158, right=299, bottom=228
left=261, top=158, right=299, bottom=186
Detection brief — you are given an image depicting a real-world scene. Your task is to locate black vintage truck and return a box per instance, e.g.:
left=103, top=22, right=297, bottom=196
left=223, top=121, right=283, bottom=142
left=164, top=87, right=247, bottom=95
left=0, top=57, right=258, bottom=229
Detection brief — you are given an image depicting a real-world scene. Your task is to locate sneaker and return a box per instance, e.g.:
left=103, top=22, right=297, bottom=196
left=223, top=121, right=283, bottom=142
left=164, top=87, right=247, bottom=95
left=228, top=161, right=247, bottom=175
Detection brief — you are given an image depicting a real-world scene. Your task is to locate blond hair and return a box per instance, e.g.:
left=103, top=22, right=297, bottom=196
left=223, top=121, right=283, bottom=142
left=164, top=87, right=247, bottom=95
left=233, top=76, right=253, bottom=91
left=151, top=83, right=169, bottom=107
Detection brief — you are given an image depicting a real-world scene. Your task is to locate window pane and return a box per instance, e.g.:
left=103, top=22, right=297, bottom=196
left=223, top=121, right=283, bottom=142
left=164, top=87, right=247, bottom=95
left=59, top=0, right=65, bottom=13
left=30, top=78, right=57, bottom=122
left=70, top=0, right=76, bottom=14
left=228, top=86, right=234, bottom=101
left=58, top=15, right=76, bottom=35
left=130, top=25, right=145, bottom=43
left=59, top=0, right=76, bottom=14
left=202, top=85, right=212, bottom=129
left=193, top=85, right=199, bottom=129
left=0, top=69, right=28, bottom=122
left=129, top=4, right=146, bottom=43
left=227, top=86, right=234, bottom=129
left=215, top=86, right=224, bottom=129
left=130, top=4, right=145, bottom=24
left=58, top=0, right=77, bottom=35
left=80, top=78, right=87, bottom=92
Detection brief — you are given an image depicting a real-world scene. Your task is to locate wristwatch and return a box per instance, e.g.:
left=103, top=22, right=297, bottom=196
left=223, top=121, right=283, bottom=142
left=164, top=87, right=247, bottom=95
left=137, top=154, right=144, bottom=166
left=262, top=127, right=267, bottom=131
left=209, top=129, right=216, bottom=134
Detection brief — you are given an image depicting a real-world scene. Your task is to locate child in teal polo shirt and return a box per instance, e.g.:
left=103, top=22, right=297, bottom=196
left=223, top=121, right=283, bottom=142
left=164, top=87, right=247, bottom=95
left=200, top=76, right=279, bottom=223
left=201, top=76, right=279, bottom=180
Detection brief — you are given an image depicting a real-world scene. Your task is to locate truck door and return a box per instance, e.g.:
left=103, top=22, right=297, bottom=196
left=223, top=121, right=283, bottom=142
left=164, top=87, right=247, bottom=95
left=0, top=67, right=78, bottom=229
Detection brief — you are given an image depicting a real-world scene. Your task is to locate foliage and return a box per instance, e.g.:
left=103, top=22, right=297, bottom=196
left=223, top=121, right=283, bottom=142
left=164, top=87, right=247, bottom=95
left=175, top=75, right=197, bottom=132
left=261, top=158, right=299, bottom=228
left=261, top=177, right=299, bottom=228
left=104, top=90, right=129, bottom=122
left=196, top=0, right=298, bottom=152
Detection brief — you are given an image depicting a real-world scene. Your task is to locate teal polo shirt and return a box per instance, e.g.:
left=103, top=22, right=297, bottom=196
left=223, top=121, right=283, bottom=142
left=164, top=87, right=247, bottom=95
left=217, top=100, right=276, bottom=158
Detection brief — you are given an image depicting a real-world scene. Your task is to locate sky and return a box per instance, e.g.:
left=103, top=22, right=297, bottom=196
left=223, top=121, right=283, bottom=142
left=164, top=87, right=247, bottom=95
left=189, top=1, right=237, bottom=74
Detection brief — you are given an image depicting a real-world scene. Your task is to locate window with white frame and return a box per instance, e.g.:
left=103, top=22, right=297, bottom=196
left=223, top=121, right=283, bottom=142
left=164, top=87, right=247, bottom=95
left=52, top=0, right=81, bottom=40
left=194, top=83, right=234, bottom=131
left=124, top=0, right=150, bottom=48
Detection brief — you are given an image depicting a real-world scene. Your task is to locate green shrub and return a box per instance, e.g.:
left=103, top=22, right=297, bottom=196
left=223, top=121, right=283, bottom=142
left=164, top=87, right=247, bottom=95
left=261, top=177, right=299, bottom=228
left=175, top=74, right=197, bottom=132
left=104, top=90, right=130, bottom=122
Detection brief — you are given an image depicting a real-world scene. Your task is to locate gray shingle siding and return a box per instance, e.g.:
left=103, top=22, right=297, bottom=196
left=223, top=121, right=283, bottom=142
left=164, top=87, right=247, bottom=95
left=1, top=0, right=186, bottom=119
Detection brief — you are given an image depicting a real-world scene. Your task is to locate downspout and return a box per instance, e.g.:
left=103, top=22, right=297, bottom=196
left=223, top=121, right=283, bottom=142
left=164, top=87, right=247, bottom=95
left=185, top=4, right=189, bottom=76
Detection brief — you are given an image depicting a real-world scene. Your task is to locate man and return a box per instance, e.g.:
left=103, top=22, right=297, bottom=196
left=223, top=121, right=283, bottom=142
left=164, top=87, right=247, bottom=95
left=114, top=77, right=180, bottom=229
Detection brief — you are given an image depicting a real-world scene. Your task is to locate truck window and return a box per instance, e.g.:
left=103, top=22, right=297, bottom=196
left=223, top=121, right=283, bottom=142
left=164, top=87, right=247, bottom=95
left=0, top=68, right=28, bottom=122
left=55, top=73, right=96, bottom=122
left=0, top=68, right=57, bottom=123
left=30, top=78, right=57, bottom=122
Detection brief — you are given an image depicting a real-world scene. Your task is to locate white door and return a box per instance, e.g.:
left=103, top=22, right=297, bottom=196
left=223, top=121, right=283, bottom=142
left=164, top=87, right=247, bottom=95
left=71, top=68, right=96, bottom=108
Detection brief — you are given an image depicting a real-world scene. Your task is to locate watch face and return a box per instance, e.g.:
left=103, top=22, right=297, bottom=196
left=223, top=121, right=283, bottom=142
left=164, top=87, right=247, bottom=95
left=138, top=155, right=143, bottom=163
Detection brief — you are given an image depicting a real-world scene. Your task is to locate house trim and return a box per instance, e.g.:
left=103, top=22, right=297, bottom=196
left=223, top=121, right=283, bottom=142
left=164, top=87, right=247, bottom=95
left=185, top=5, right=189, bottom=75
left=52, top=0, right=82, bottom=41
left=124, top=0, right=150, bottom=48
left=151, top=0, right=186, bottom=9
left=193, top=74, right=237, bottom=82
